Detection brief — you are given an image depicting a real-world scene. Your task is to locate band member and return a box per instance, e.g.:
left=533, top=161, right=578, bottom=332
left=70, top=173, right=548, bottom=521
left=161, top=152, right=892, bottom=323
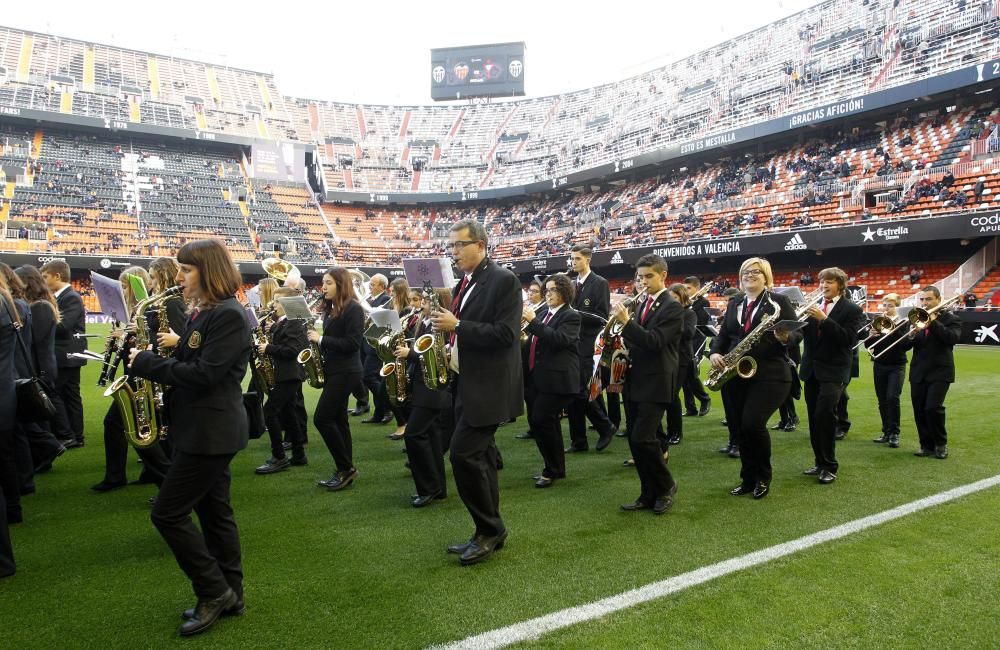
left=309, top=268, right=364, bottom=491
left=361, top=274, right=392, bottom=424
left=280, top=275, right=310, bottom=446
left=39, top=260, right=87, bottom=448
left=432, top=219, right=522, bottom=565
left=128, top=239, right=251, bottom=636
left=681, top=276, right=712, bottom=417
left=835, top=347, right=859, bottom=440
left=523, top=273, right=580, bottom=488
left=567, top=245, right=617, bottom=452
left=0, top=279, right=17, bottom=578
left=799, top=267, right=866, bottom=484
left=866, top=294, right=907, bottom=448
left=773, top=338, right=801, bottom=431
left=393, top=291, right=451, bottom=506
left=717, top=288, right=746, bottom=458
left=385, top=277, right=414, bottom=440
left=709, top=258, right=800, bottom=499
left=516, top=279, right=546, bottom=441
left=613, top=254, right=681, bottom=515
left=899, top=286, right=961, bottom=459
left=664, top=284, right=695, bottom=445
left=255, top=288, right=309, bottom=474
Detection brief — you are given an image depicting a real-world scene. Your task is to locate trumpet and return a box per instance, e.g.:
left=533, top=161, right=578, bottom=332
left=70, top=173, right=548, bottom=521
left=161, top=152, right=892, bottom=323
left=870, top=293, right=962, bottom=360
left=794, top=288, right=826, bottom=321
left=688, top=280, right=715, bottom=302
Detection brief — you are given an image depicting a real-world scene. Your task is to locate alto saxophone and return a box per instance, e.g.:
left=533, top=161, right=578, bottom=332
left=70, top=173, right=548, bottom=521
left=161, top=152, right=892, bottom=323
left=414, top=284, right=449, bottom=390
left=250, top=308, right=277, bottom=392
left=704, top=292, right=781, bottom=391
left=96, top=319, right=123, bottom=387
left=297, top=298, right=326, bottom=388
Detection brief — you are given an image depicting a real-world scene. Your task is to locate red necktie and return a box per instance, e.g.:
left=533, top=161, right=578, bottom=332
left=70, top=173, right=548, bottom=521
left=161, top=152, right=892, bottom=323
left=823, top=300, right=831, bottom=314
left=640, top=297, right=653, bottom=324
left=742, top=298, right=756, bottom=333
left=528, top=311, right=552, bottom=371
left=450, top=276, right=470, bottom=345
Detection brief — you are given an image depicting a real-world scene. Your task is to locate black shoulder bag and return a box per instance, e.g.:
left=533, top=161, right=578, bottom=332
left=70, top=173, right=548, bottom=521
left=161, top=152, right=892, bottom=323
left=3, top=300, right=57, bottom=422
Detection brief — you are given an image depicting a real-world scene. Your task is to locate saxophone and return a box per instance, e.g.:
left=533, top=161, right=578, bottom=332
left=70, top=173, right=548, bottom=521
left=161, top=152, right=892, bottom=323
left=96, top=319, right=123, bottom=387
left=103, top=286, right=182, bottom=448
left=413, top=284, right=449, bottom=390
left=297, top=298, right=326, bottom=389
left=704, top=292, right=781, bottom=391
left=250, top=308, right=277, bottom=392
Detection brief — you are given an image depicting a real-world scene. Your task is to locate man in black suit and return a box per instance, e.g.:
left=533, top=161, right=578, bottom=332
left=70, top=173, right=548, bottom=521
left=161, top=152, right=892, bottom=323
left=40, top=260, right=86, bottom=448
left=567, top=245, right=617, bottom=452
left=612, top=254, right=681, bottom=515
left=432, top=219, right=522, bottom=565
left=682, top=276, right=712, bottom=417
left=360, top=274, right=392, bottom=423
left=799, top=267, right=867, bottom=484
left=899, top=286, right=961, bottom=459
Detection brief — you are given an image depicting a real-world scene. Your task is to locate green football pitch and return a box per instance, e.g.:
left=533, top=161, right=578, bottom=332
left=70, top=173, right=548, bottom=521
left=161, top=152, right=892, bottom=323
left=2, top=327, right=998, bottom=648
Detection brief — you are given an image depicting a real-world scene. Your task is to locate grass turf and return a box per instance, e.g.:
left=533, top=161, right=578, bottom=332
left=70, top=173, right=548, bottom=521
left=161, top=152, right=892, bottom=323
left=2, top=328, right=998, bottom=648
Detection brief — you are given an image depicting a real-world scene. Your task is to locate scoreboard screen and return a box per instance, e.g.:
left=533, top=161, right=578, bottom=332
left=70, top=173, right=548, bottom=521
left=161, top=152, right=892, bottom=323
left=430, top=42, right=525, bottom=101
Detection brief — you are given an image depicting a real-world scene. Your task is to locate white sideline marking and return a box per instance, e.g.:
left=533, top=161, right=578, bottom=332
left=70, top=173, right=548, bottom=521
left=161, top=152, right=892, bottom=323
left=432, top=474, right=1000, bottom=650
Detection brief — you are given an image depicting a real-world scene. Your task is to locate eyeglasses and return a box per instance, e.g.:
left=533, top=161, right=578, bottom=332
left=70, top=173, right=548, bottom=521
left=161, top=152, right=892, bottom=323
left=545, top=288, right=559, bottom=294
left=741, top=269, right=764, bottom=278
left=450, top=240, right=480, bottom=250
left=528, top=288, right=542, bottom=294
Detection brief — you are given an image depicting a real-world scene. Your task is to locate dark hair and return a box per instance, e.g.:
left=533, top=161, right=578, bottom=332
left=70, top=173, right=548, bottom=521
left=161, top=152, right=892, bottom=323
left=177, top=239, right=242, bottom=305
left=0, top=272, right=19, bottom=326
left=683, top=276, right=701, bottom=288
left=921, top=285, right=941, bottom=299
left=322, top=267, right=357, bottom=316
left=544, top=273, right=575, bottom=305
left=434, top=288, right=452, bottom=311
left=148, top=257, right=179, bottom=293
left=451, top=219, right=488, bottom=246
left=390, top=277, right=411, bottom=312
left=635, top=253, right=668, bottom=275
left=40, top=259, right=71, bottom=282
left=669, top=282, right=690, bottom=307
left=15, top=265, right=59, bottom=322
left=0, top=263, right=25, bottom=299
left=570, top=244, right=593, bottom=258
left=818, top=267, right=848, bottom=294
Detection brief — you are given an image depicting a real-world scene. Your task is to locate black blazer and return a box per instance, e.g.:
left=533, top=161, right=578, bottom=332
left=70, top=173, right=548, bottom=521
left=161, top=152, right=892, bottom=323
left=453, top=258, right=524, bottom=427
left=677, top=309, right=696, bottom=372
left=406, top=318, right=452, bottom=410
left=0, top=298, right=16, bottom=425
left=621, top=291, right=683, bottom=404
left=691, top=296, right=711, bottom=326
left=11, top=299, right=33, bottom=380
left=865, top=321, right=908, bottom=367
left=524, top=305, right=580, bottom=395
left=320, top=300, right=364, bottom=375
left=900, top=311, right=961, bottom=383
left=266, top=317, right=308, bottom=384
left=131, top=296, right=251, bottom=456
left=55, top=286, right=87, bottom=368
left=28, top=301, right=58, bottom=385
left=710, top=291, right=801, bottom=383
left=799, top=296, right=867, bottom=384
left=572, top=272, right=611, bottom=347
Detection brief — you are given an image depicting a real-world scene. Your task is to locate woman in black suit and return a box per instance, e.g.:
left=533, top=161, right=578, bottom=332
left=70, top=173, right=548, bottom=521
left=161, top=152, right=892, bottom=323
left=664, top=284, right=695, bottom=446
left=522, top=273, right=580, bottom=488
left=709, top=257, right=800, bottom=500
left=308, top=267, right=364, bottom=492
left=0, top=280, right=18, bottom=578
left=385, top=277, right=414, bottom=440
left=394, top=289, right=451, bottom=506
left=128, top=239, right=251, bottom=637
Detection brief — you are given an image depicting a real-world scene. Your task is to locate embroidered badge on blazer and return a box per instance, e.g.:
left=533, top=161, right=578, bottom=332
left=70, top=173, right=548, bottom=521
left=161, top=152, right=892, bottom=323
left=188, top=331, right=202, bottom=349
left=584, top=298, right=591, bottom=306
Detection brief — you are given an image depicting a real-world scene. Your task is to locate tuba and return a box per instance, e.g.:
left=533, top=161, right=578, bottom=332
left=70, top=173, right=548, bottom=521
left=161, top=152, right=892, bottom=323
left=262, top=257, right=299, bottom=284
left=414, top=284, right=450, bottom=390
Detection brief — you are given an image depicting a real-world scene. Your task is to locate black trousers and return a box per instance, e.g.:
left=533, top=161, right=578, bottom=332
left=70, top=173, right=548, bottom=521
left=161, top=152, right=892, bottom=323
left=102, top=403, right=172, bottom=487
left=804, top=377, right=844, bottom=474
left=22, top=421, right=62, bottom=472
left=873, top=363, right=904, bottom=436
left=682, top=362, right=710, bottom=412
left=836, top=383, right=852, bottom=435
left=285, top=384, right=309, bottom=444
left=151, top=452, right=241, bottom=601
left=628, top=401, right=675, bottom=503
left=13, top=424, right=33, bottom=494
left=404, top=405, right=447, bottom=498
left=450, top=394, right=504, bottom=538
left=0, top=455, right=14, bottom=577
left=0, top=426, right=20, bottom=523
left=720, top=384, right=739, bottom=446
left=527, top=381, right=574, bottom=479
left=53, top=366, right=83, bottom=442
left=363, top=355, right=390, bottom=419
left=730, top=378, right=790, bottom=485
left=265, top=381, right=305, bottom=460
left=351, top=381, right=369, bottom=409
left=315, top=371, right=361, bottom=472
left=911, top=380, right=951, bottom=451
left=603, top=367, right=621, bottom=428
left=665, top=366, right=687, bottom=439
left=568, top=352, right=614, bottom=448
left=778, top=392, right=799, bottom=425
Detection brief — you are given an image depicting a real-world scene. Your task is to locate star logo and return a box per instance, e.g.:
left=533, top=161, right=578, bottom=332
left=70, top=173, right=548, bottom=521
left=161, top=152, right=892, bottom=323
left=861, top=228, right=876, bottom=242
left=974, top=324, right=999, bottom=344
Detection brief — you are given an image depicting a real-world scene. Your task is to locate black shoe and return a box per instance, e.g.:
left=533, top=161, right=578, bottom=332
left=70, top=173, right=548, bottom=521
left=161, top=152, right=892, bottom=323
left=515, top=431, right=534, bottom=440
left=834, top=430, right=847, bottom=441
left=728, top=445, right=741, bottom=459
left=620, top=499, right=652, bottom=511
left=818, top=470, right=837, bottom=484
left=914, top=448, right=933, bottom=457
left=61, top=438, right=83, bottom=450
left=698, top=400, right=711, bottom=416
left=411, top=492, right=442, bottom=508
left=459, top=530, right=508, bottom=566
left=934, top=445, right=948, bottom=459
left=752, top=481, right=770, bottom=499
left=281, top=442, right=292, bottom=451
left=771, top=421, right=788, bottom=430
left=323, top=468, right=358, bottom=491
left=615, top=428, right=628, bottom=437
left=652, top=481, right=678, bottom=515
left=534, top=476, right=555, bottom=488
left=254, top=457, right=290, bottom=475
left=682, top=410, right=698, bottom=417
left=34, top=445, right=66, bottom=473
left=718, top=444, right=733, bottom=454
left=349, top=405, right=369, bottom=416
left=720, top=419, right=728, bottom=427
left=20, top=484, right=35, bottom=496
left=873, top=434, right=890, bottom=443
left=622, top=458, right=635, bottom=467
left=596, top=427, right=617, bottom=451
left=564, top=445, right=588, bottom=453
left=91, top=481, right=126, bottom=492
left=182, top=595, right=245, bottom=620
left=887, top=435, right=899, bottom=448
left=803, top=465, right=821, bottom=476
left=730, top=483, right=753, bottom=496
left=290, top=456, right=309, bottom=466
left=667, top=434, right=682, bottom=446
left=447, top=537, right=474, bottom=554
left=361, top=416, right=382, bottom=424
left=380, top=415, right=394, bottom=424
left=784, top=417, right=799, bottom=432
left=178, top=589, right=238, bottom=636
left=148, top=496, right=158, bottom=507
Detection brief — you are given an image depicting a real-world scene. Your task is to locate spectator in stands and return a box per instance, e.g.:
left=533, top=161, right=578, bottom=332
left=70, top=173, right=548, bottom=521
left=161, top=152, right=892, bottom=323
left=963, top=292, right=977, bottom=309
left=974, top=179, right=986, bottom=202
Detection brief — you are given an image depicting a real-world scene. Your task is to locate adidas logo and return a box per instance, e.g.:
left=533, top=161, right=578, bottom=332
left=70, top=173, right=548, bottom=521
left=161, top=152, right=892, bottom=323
left=784, top=234, right=807, bottom=251
left=610, top=251, right=624, bottom=264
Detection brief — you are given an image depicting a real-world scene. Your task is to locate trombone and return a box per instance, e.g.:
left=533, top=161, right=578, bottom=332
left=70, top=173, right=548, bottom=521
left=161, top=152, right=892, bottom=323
left=869, top=294, right=962, bottom=360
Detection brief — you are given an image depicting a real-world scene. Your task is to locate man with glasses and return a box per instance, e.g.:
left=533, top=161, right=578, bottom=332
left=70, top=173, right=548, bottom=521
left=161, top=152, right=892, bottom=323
left=432, top=220, right=523, bottom=565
